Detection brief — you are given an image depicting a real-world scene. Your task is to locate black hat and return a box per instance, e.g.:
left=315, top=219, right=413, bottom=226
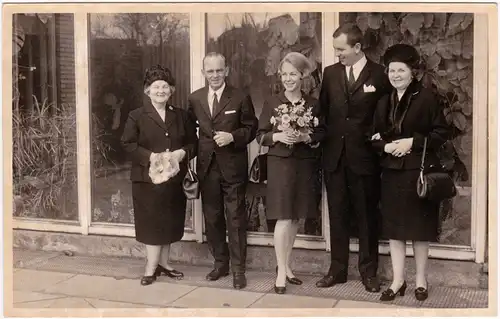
left=143, top=65, right=176, bottom=88
left=383, top=44, right=421, bottom=69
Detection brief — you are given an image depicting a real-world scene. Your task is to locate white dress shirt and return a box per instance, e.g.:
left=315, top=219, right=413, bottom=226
left=345, top=54, right=367, bottom=81
left=207, top=82, right=226, bottom=115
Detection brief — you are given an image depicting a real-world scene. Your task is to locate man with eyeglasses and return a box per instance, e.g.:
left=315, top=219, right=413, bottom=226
left=187, top=52, right=258, bottom=290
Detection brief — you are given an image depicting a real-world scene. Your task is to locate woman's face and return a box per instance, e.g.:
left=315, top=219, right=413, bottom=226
left=280, top=61, right=302, bottom=93
left=147, top=80, right=172, bottom=104
left=388, top=62, right=413, bottom=91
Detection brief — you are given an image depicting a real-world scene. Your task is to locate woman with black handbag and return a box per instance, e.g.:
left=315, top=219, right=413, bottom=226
left=121, top=65, right=197, bottom=286
left=255, top=52, right=325, bottom=294
left=370, top=44, right=453, bottom=302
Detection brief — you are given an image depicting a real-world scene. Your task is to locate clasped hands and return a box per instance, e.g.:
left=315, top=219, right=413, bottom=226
left=371, top=133, right=413, bottom=158
left=273, top=131, right=319, bottom=148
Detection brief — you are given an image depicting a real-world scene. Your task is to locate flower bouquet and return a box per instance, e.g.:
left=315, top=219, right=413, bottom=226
left=270, top=98, right=319, bottom=148
left=148, top=151, right=180, bottom=185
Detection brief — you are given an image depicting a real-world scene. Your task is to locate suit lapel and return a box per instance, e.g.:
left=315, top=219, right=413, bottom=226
left=350, top=60, right=372, bottom=95
left=144, top=101, right=168, bottom=132
left=198, top=87, right=212, bottom=119
left=164, top=106, right=176, bottom=131
left=212, top=85, right=233, bottom=119
left=339, top=66, right=348, bottom=97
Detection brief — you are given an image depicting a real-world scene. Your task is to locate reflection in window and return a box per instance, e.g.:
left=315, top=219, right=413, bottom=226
left=339, top=13, right=473, bottom=246
left=206, top=13, right=323, bottom=236
left=89, top=13, right=194, bottom=229
left=12, top=13, right=78, bottom=220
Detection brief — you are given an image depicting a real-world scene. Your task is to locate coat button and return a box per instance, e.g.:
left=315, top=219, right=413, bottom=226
left=165, top=132, right=169, bottom=136
left=346, top=117, right=350, bottom=121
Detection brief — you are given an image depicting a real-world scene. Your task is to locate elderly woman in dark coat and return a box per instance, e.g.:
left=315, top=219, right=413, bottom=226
left=256, top=52, right=326, bottom=295
left=121, top=65, right=197, bottom=286
left=371, top=44, right=450, bottom=301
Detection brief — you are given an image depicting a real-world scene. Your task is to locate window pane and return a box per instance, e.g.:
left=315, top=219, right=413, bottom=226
left=12, top=13, right=78, bottom=220
left=339, top=12, right=473, bottom=246
left=89, top=13, right=193, bottom=229
left=206, top=13, right=323, bottom=236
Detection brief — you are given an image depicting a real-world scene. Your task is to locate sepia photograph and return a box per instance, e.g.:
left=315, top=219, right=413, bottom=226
left=3, top=2, right=497, bottom=317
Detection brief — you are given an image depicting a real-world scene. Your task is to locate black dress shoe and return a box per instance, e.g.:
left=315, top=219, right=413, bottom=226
left=275, top=266, right=303, bottom=285
left=380, top=281, right=407, bottom=301
left=140, top=275, right=156, bottom=286
left=233, top=273, right=247, bottom=289
left=362, top=276, right=381, bottom=293
left=274, top=285, right=286, bottom=294
left=206, top=268, right=230, bottom=281
left=155, top=265, right=184, bottom=279
left=315, top=274, right=347, bottom=288
left=415, top=286, right=429, bottom=301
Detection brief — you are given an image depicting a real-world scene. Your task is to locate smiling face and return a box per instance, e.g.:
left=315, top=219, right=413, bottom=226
left=147, top=80, right=173, bottom=105
left=332, top=33, right=361, bottom=66
left=202, top=55, right=229, bottom=91
left=387, top=61, right=413, bottom=91
left=280, top=61, right=302, bottom=93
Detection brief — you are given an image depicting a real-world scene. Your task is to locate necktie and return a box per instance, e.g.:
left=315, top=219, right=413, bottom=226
left=348, top=66, right=355, bottom=88
left=211, top=93, right=219, bottom=117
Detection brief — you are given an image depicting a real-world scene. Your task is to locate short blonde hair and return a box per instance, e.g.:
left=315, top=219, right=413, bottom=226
left=278, top=52, right=313, bottom=77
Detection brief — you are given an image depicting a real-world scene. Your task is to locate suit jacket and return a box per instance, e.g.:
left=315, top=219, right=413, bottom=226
left=371, top=80, right=451, bottom=170
left=187, top=84, right=258, bottom=183
left=319, top=59, right=392, bottom=175
left=256, top=91, right=326, bottom=159
left=121, top=101, right=198, bottom=183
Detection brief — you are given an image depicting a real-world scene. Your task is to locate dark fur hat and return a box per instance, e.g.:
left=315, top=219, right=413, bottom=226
left=143, top=65, right=176, bottom=88
left=383, top=44, right=421, bottom=69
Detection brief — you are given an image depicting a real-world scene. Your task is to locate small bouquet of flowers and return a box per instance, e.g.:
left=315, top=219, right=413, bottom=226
left=270, top=98, right=319, bottom=148
left=148, top=150, right=180, bottom=184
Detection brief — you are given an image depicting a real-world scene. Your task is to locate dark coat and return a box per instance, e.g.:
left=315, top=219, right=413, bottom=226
left=256, top=91, right=326, bottom=159
left=187, top=84, right=258, bottom=183
left=121, top=101, right=198, bottom=183
left=319, top=59, right=392, bottom=175
left=371, top=80, right=451, bottom=170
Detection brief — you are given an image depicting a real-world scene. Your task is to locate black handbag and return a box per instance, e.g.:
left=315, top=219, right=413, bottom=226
left=182, top=150, right=200, bottom=200
left=249, top=138, right=268, bottom=184
left=416, top=137, right=457, bottom=202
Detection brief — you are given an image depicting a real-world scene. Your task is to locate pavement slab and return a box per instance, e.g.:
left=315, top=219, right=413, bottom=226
left=249, top=294, right=337, bottom=308
left=13, top=269, right=76, bottom=292
left=170, top=287, right=264, bottom=308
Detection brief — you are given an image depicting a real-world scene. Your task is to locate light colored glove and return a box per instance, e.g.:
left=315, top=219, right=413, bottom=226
left=171, top=149, right=186, bottom=163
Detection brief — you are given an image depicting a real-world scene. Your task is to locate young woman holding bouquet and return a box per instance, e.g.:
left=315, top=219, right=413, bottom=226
left=256, top=52, right=326, bottom=294
left=121, top=65, right=197, bottom=286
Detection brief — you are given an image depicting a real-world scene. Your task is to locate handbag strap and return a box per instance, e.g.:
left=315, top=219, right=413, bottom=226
left=419, top=137, right=428, bottom=183
left=257, top=136, right=265, bottom=155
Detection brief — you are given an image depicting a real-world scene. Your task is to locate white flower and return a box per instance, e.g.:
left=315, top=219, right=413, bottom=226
left=297, top=117, right=306, bottom=127
left=282, top=122, right=291, bottom=129
left=282, top=114, right=291, bottom=124
left=270, top=116, right=276, bottom=125
left=313, top=117, right=319, bottom=127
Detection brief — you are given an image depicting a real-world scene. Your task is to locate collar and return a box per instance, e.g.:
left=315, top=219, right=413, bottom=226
left=346, top=53, right=367, bottom=73
left=208, top=82, right=226, bottom=99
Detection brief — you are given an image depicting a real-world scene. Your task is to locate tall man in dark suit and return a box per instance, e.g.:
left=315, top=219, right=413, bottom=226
left=317, top=23, right=391, bottom=292
left=187, top=52, right=258, bottom=290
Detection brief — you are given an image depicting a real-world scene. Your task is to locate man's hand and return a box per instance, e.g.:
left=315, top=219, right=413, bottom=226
left=272, top=132, right=298, bottom=145
left=392, top=138, right=413, bottom=157
left=213, top=131, right=234, bottom=147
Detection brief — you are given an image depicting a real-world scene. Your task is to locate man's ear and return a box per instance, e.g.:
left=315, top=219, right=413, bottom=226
left=354, top=42, right=362, bottom=53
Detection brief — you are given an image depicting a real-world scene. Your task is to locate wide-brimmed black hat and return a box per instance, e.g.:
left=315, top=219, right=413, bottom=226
left=383, top=44, right=421, bottom=69
left=143, top=65, right=176, bottom=88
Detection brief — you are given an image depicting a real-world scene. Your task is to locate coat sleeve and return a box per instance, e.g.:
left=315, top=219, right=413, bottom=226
left=318, top=68, right=330, bottom=124
left=370, top=95, right=389, bottom=154
left=411, top=92, right=451, bottom=152
left=120, top=111, right=152, bottom=166
left=309, top=99, right=326, bottom=144
left=255, top=99, right=276, bottom=147
left=231, top=94, right=258, bottom=148
left=181, top=109, right=198, bottom=161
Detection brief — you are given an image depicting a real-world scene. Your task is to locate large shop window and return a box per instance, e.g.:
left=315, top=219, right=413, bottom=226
left=88, top=13, right=193, bottom=229
left=205, top=12, right=324, bottom=236
left=338, top=13, right=474, bottom=246
left=12, top=14, right=78, bottom=221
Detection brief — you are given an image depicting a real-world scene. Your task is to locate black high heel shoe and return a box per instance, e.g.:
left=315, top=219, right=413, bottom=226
left=155, top=264, right=184, bottom=279
left=380, top=281, right=407, bottom=301
left=274, top=285, right=286, bottom=294
left=415, top=282, right=429, bottom=301
left=140, top=275, right=157, bottom=286
left=276, top=266, right=303, bottom=285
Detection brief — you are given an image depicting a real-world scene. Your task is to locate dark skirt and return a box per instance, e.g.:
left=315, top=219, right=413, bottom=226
left=132, top=180, right=187, bottom=245
left=380, top=168, right=440, bottom=242
left=265, top=155, right=320, bottom=220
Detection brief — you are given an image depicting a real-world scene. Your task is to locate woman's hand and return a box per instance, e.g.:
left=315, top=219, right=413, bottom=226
left=392, top=138, right=413, bottom=157
left=371, top=133, right=381, bottom=141
left=384, top=143, right=397, bottom=154
left=272, top=131, right=298, bottom=145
